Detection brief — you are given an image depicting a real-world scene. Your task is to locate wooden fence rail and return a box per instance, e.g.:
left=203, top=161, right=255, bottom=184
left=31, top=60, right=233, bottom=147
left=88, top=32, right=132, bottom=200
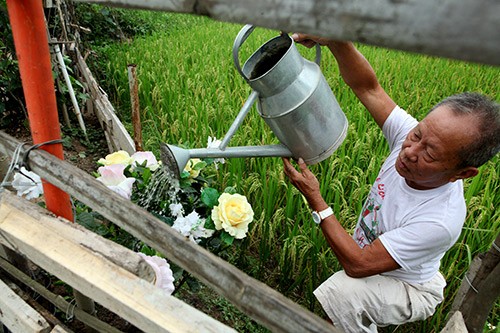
left=72, top=0, right=500, bottom=66
left=451, top=233, right=500, bottom=333
left=75, top=48, right=136, bottom=155
left=0, top=130, right=338, bottom=333
left=0, top=190, right=232, bottom=333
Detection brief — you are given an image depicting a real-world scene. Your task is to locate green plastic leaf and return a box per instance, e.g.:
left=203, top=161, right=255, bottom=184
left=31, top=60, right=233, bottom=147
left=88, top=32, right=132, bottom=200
left=223, top=186, right=237, bottom=194
left=220, top=231, right=235, bottom=245
left=192, top=160, right=207, bottom=170
left=186, top=276, right=201, bottom=292
left=201, top=187, right=220, bottom=208
left=204, top=215, right=216, bottom=230
left=77, top=212, right=97, bottom=229
left=139, top=244, right=156, bottom=256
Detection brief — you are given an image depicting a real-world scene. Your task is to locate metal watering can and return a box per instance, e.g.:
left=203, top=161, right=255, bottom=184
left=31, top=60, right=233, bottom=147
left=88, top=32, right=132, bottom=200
left=161, top=25, right=348, bottom=178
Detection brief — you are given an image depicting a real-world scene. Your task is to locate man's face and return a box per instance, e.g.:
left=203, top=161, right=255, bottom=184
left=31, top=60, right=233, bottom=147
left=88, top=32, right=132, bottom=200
left=395, top=105, right=478, bottom=190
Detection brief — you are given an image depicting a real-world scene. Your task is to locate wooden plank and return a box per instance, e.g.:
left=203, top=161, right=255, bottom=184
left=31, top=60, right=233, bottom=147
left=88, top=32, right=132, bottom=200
left=0, top=244, right=7, bottom=259
left=0, top=191, right=235, bottom=333
left=0, top=130, right=337, bottom=333
left=50, top=326, right=72, bottom=333
left=0, top=256, right=121, bottom=333
left=0, top=278, right=51, bottom=333
left=4, top=280, right=73, bottom=333
left=450, top=255, right=483, bottom=312
left=75, top=49, right=135, bottom=154
left=73, top=0, right=499, bottom=66
left=440, top=311, right=467, bottom=333
left=451, top=234, right=500, bottom=331
left=0, top=192, right=155, bottom=282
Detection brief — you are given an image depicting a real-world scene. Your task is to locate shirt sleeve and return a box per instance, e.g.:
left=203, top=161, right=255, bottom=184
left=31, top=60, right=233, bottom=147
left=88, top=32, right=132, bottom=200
left=382, top=106, right=419, bottom=152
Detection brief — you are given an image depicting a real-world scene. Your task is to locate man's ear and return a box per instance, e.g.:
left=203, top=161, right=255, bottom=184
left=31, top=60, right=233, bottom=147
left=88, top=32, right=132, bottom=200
left=450, top=167, right=479, bottom=182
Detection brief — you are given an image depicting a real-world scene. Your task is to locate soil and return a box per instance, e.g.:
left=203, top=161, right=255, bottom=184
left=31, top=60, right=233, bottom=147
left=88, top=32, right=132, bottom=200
left=3, top=115, right=109, bottom=175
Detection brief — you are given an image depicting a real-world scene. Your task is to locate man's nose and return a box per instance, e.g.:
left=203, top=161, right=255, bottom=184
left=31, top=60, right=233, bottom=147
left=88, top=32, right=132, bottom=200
left=404, top=143, right=419, bottom=162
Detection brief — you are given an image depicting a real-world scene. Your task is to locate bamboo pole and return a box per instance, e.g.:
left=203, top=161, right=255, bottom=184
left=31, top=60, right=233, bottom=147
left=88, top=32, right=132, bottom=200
left=52, top=40, right=88, bottom=141
left=73, top=0, right=500, bottom=66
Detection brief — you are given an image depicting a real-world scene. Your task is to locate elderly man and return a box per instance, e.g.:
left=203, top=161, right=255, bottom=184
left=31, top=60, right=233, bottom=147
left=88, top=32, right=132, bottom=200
left=282, top=34, right=500, bottom=332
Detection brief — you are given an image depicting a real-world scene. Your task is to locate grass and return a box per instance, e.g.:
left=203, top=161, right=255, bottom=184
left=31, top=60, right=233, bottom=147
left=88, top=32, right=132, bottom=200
left=95, top=12, right=500, bottom=332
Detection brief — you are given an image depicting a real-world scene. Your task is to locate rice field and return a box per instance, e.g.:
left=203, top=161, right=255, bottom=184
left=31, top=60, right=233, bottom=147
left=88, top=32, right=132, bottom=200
left=97, top=13, right=499, bottom=332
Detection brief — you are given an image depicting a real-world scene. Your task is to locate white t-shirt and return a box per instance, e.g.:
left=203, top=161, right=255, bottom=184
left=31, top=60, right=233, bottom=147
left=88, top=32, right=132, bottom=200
left=352, top=106, right=466, bottom=284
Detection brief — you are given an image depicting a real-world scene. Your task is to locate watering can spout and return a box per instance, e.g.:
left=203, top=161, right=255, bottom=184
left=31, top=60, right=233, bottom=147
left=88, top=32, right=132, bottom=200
left=160, top=143, right=191, bottom=179
left=160, top=143, right=293, bottom=179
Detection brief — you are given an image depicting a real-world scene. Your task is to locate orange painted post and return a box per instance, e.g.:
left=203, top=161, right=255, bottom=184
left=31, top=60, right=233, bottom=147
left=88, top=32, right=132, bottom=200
left=6, top=0, right=73, bottom=221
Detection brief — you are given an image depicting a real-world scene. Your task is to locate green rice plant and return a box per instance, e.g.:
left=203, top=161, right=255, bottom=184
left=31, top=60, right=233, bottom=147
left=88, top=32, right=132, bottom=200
left=97, top=13, right=499, bottom=331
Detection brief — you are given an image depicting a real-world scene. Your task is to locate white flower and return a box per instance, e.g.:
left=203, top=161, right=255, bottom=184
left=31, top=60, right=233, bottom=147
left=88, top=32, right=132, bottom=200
left=138, top=253, right=175, bottom=295
left=96, top=164, right=136, bottom=199
left=189, top=221, right=215, bottom=242
left=169, top=203, right=184, bottom=218
left=207, top=136, right=225, bottom=169
left=172, top=211, right=215, bottom=243
left=130, top=151, right=160, bottom=171
left=11, top=167, right=43, bottom=200
left=207, top=136, right=222, bottom=149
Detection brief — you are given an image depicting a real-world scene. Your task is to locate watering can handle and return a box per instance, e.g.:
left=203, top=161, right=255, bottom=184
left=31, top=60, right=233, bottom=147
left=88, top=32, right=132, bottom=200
left=233, top=24, right=322, bottom=81
left=314, top=41, right=321, bottom=65
left=232, top=24, right=256, bottom=81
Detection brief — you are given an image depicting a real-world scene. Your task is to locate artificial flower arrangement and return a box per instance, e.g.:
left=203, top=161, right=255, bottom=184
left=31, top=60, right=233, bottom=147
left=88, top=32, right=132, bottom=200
left=9, top=137, right=254, bottom=295
left=92, top=137, right=254, bottom=294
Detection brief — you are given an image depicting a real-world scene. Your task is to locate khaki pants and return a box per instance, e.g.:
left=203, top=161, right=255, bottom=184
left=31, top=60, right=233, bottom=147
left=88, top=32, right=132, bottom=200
left=314, top=271, right=446, bottom=333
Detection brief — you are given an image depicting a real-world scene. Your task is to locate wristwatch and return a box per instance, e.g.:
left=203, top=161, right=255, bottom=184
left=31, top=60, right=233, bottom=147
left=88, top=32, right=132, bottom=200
left=312, top=207, right=333, bottom=224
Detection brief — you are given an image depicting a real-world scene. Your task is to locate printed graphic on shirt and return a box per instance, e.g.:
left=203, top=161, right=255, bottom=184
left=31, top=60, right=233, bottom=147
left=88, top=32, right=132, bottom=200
left=354, top=176, right=385, bottom=247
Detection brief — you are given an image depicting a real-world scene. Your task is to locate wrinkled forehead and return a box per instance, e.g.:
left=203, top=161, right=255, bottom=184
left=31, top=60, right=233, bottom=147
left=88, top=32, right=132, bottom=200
left=421, top=106, right=480, bottom=146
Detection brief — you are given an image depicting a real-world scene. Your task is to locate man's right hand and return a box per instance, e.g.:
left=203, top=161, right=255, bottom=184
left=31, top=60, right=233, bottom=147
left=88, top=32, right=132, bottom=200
left=291, top=33, right=334, bottom=48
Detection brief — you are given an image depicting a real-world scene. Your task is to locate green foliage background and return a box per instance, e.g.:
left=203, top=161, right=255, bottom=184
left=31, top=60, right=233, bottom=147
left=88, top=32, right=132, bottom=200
left=0, top=1, right=24, bottom=128
left=93, top=11, right=499, bottom=332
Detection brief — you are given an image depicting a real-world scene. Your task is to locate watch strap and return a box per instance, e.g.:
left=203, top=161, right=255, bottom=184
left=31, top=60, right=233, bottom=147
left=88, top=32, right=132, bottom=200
left=318, top=207, right=333, bottom=220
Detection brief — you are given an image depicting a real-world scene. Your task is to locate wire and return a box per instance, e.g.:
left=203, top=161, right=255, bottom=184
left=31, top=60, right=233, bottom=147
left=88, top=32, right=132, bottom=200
left=22, top=139, right=63, bottom=171
left=464, top=274, right=478, bottom=293
left=492, top=241, right=500, bottom=254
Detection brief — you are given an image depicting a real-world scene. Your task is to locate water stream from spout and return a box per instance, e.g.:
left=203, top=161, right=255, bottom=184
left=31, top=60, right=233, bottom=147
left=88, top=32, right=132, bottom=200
left=136, top=166, right=181, bottom=217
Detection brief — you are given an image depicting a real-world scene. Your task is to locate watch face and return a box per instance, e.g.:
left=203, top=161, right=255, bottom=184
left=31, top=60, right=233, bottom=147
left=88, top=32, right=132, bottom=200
left=312, top=211, right=321, bottom=224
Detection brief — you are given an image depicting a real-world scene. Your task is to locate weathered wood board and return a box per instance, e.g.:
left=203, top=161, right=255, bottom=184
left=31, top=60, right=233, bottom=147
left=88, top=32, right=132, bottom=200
left=0, top=190, right=235, bottom=333
left=0, top=278, right=51, bottom=333
left=75, top=49, right=136, bottom=154
left=73, top=0, right=500, bottom=66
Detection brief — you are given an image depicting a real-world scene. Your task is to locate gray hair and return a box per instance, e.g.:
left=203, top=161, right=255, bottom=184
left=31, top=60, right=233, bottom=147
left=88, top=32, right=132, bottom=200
left=429, top=92, right=500, bottom=168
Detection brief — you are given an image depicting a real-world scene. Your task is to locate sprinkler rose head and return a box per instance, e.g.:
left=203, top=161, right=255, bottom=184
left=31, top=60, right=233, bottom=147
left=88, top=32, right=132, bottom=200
left=160, top=143, right=189, bottom=181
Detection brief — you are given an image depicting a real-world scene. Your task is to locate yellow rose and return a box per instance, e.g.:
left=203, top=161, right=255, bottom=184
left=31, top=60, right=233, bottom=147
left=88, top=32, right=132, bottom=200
left=98, top=150, right=131, bottom=166
left=211, top=193, right=254, bottom=239
left=183, top=158, right=203, bottom=178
